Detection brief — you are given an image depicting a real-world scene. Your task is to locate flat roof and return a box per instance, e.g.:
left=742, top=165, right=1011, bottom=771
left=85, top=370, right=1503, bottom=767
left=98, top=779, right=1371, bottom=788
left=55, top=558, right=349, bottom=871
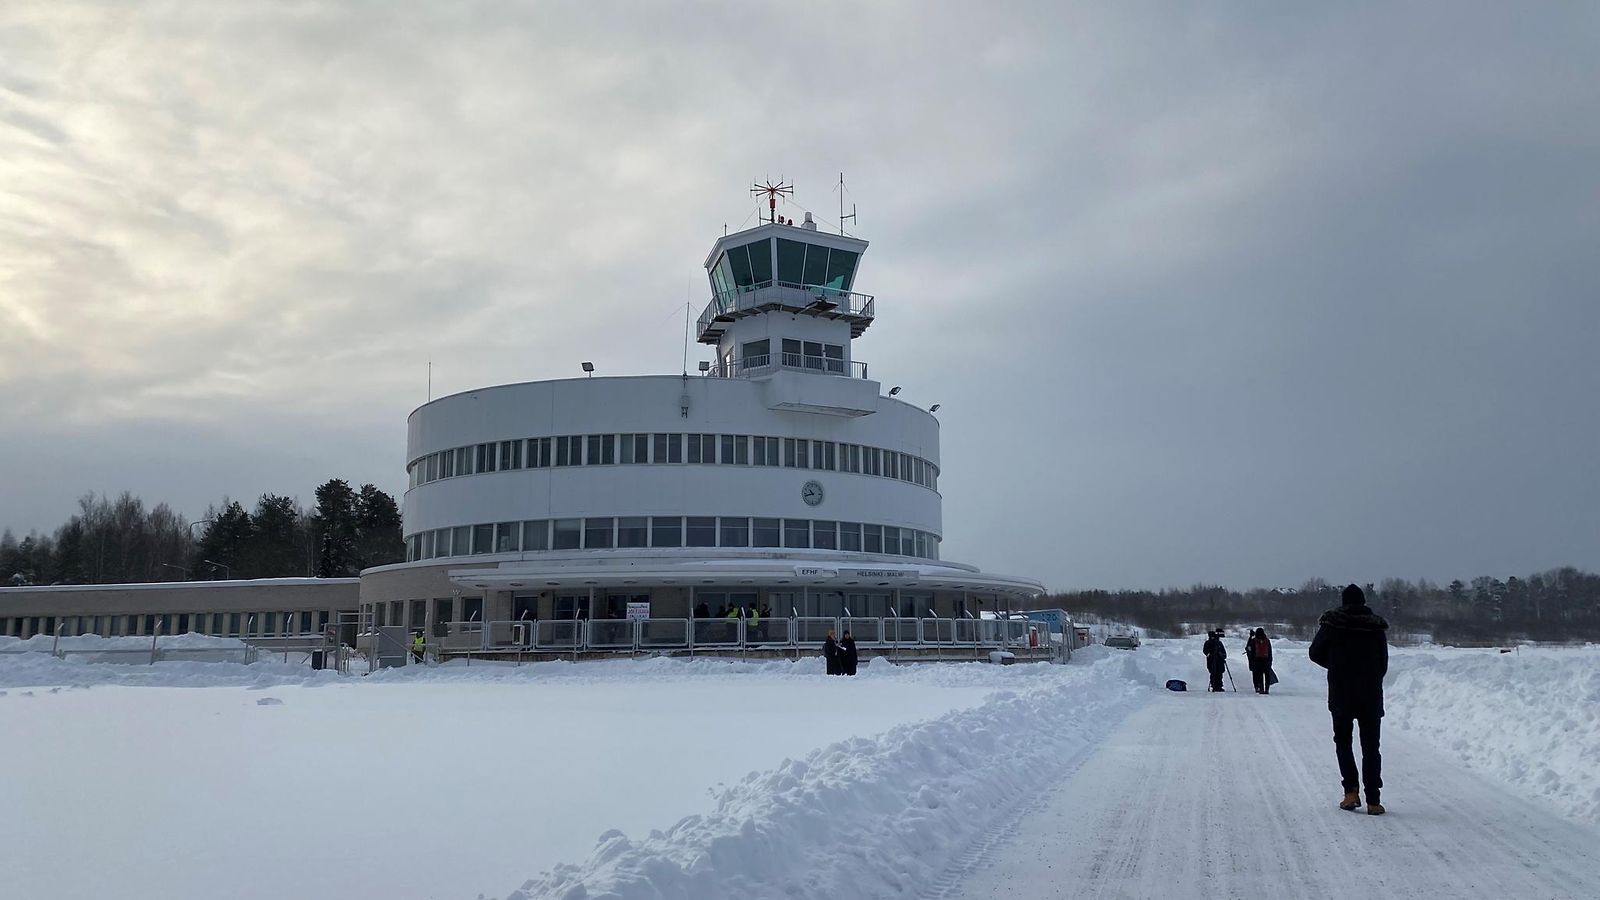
left=0, top=577, right=361, bottom=595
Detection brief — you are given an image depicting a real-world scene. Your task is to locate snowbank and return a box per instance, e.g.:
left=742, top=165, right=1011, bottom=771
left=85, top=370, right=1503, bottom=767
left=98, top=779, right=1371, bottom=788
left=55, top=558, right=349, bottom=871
left=0, top=631, right=247, bottom=651
left=0, top=655, right=1083, bottom=900
left=1386, top=645, right=1600, bottom=824
left=504, top=648, right=1157, bottom=900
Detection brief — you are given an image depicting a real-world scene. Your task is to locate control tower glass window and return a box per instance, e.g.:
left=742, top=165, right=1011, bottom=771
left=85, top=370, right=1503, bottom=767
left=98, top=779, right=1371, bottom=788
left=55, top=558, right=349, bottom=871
left=776, top=239, right=806, bottom=284
left=775, top=239, right=858, bottom=291
left=723, top=239, right=773, bottom=289
left=824, top=249, right=858, bottom=290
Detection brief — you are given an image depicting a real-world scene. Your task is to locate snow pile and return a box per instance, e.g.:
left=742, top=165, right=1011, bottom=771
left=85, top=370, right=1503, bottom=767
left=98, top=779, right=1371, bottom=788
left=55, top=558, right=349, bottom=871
left=505, top=647, right=1155, bottom=900
left=0, top=658, right=1040, bottom=900
left=1387, top=645, right=1600, bottom=824
left=0, top=650, right=335, bottom=689
left=0, top=631, right=248, bottom=651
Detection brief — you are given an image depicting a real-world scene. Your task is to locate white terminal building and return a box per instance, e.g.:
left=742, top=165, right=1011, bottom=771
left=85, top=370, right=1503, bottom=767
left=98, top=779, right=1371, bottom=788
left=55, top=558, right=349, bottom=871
left=358, top=203, right=1043, bottom=640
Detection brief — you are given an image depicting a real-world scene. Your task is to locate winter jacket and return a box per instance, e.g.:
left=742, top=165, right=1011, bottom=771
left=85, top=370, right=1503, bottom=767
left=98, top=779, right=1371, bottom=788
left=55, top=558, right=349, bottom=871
left=1245, top=635, right=1273, bottom=672
left=1308, top=604, right=1389, bottom=718
left=841, top=637, right=859, bottom=675
left=1202, top=636, right=1226, bottom=670
left=824, top=636, right=840, bottom=675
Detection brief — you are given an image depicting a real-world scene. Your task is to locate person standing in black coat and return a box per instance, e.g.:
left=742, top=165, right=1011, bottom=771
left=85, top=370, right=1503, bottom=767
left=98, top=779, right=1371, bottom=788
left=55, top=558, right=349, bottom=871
left=1245, top=628, right=1274, bottom=694
left=840, top=631, right=859, bottom=676
left=1202, top=630, right=1227, bottom=691
left=823, top=629, right=841, bottom=675
left=1309, top=584, right=1390, bottom=815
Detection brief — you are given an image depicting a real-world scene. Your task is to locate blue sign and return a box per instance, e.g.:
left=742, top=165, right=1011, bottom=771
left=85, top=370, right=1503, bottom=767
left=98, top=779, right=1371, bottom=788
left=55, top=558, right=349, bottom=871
left=1023, top=609, right=1066, bottom=632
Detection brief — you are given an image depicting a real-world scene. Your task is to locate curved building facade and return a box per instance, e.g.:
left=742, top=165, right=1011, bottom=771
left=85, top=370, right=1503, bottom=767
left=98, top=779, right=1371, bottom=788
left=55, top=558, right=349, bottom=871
left=358, top=214, right=1042, bottom=636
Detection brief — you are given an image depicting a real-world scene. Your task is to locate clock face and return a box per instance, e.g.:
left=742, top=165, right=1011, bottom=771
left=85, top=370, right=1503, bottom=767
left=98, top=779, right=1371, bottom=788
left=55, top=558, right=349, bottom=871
left=801, top=480, right=825, bottom=506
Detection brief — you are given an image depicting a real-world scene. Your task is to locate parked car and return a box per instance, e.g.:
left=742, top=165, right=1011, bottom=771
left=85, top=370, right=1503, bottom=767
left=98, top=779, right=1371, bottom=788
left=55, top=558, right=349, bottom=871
left=1104, top=634, right=1141, bottom=650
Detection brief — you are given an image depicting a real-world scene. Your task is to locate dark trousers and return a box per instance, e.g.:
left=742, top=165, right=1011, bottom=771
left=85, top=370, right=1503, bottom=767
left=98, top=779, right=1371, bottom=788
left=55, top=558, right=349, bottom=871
left=1208, top=662, right=1224, bottom=691
left=1332, top=715, right=1382, bottom=803
left=1252, top=668, right=1268, bottom=693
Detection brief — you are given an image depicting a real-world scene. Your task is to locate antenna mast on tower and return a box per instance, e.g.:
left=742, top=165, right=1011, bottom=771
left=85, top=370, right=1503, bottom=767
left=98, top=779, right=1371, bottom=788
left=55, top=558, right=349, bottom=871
left=751, top=179, right=793, bottom=224
left=836, top=172, right=856, bottom=235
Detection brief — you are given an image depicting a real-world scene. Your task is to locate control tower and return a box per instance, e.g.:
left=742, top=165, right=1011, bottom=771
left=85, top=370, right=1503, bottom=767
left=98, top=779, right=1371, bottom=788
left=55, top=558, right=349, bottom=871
left=697, top=188, right=876, bottom=415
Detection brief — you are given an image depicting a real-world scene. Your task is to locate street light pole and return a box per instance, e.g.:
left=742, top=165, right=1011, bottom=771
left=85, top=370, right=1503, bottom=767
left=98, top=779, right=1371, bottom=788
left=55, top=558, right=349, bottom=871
left=202, top=559, right=231, bottom=580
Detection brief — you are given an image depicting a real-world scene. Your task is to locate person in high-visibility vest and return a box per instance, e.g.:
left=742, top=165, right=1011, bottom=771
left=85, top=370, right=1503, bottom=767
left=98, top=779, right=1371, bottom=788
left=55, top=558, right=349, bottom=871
left=748, top=605, right=761, bottom=641
left=411, top=631, right=425, bottom=663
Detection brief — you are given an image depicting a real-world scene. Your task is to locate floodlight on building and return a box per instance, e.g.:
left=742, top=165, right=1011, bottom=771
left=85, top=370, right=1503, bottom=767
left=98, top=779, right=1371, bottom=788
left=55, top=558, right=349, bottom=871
left=888, top=386, right=901, bottom=396
left=581, top=361, right=595, bottom=376
left=698, top=360, right=710, bottom=372
left=929, top=404, right=941, bottom=412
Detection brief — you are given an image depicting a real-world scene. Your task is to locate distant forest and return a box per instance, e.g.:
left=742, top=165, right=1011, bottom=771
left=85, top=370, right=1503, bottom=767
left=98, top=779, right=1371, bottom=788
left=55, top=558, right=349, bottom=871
left=1048, top=571, right=1600, bottom=644
left=0, top=480, right=404, bottom=586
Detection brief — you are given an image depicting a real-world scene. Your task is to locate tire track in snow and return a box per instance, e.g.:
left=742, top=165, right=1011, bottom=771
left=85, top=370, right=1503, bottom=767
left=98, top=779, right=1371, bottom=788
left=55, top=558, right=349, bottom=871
left=943, top=642, right=1600, bottom=900
left=922, top=679, right=1155, bottom=900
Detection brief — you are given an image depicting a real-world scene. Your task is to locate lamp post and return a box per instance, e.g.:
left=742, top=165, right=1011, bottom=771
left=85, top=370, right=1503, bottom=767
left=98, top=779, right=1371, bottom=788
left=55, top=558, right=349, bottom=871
left=202, top=559, right=231, bottom=580
left=159, top=563, right=189, bottom=581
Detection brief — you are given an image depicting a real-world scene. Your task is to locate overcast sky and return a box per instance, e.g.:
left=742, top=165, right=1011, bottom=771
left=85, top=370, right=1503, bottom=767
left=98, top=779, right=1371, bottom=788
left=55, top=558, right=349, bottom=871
left=1, top=2, right=1596, bottom=590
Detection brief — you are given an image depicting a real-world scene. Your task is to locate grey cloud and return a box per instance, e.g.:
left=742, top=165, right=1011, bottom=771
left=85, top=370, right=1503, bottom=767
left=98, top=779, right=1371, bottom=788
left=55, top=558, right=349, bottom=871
left=0, top=2, right=1595, bottom=589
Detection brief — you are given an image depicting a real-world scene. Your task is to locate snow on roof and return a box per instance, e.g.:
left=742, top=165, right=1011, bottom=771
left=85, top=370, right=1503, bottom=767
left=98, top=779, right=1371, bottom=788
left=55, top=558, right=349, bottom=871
left=0, top=577, right=360, bottom=594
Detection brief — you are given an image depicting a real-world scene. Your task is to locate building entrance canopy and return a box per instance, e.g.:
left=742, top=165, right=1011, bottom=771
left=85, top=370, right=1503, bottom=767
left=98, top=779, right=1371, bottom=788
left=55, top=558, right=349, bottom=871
left=443, top=554, right=1043, bottom=601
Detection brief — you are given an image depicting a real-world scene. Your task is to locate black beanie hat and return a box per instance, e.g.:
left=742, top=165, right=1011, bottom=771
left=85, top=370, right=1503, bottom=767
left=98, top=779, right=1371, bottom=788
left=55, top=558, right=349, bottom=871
left=1342, top=584, right=1365, bottom=606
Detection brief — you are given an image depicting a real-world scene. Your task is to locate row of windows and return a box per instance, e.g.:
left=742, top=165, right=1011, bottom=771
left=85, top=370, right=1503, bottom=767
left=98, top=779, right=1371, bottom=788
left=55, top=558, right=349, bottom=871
left=404, top=516, right=941, bottom=561
left=735, top=338, right=846, bottom=374
left=712, top=236, right=860, bottom=295
left=407, top=433, right=939, bottom=491
left=2, top=610, right=336, bottom=640
left=370, top=596, right=484, bottom=632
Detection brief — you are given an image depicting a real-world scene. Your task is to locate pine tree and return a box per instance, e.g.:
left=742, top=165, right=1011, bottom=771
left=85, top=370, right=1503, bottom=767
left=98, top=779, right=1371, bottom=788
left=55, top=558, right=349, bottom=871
left=246, top=494, right=304, bottom=577
left=193, top=501, right=251, bottom=579
left=310, top=479, right=358, bottom=577
left=352, top=484, right=404, bottom=570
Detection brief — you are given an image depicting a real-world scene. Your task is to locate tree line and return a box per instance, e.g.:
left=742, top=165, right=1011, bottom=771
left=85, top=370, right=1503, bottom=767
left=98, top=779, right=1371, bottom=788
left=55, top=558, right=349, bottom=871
left=1, top=480, right=403, bottom=586
left=1047, top=569, right=1600, bottom=644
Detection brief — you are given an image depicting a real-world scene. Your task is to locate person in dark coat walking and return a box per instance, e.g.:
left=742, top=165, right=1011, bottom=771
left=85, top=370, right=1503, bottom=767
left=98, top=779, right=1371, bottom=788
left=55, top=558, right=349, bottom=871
left=840, top=630, right=859, bottom=676
left=1309, top=584, right=1390, bottom=815
left=1202, top=630, right=1227, bottom=691
left=823, top=629, right=841, bottom=675
left=1245, top=628, right=1274, bottom=694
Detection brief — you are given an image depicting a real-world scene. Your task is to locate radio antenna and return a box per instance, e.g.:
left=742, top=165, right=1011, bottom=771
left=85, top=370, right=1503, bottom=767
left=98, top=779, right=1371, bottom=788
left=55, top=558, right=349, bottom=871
left=751, top=179, right=793, bottom=224
left=836, top=172, right=856, bottom=235
left=682, top=282, right=691, bottom=375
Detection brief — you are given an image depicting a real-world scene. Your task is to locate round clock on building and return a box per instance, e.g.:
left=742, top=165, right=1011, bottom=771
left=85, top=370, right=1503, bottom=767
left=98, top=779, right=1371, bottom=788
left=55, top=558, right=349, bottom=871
left=801, top=480, right=825, bottom=506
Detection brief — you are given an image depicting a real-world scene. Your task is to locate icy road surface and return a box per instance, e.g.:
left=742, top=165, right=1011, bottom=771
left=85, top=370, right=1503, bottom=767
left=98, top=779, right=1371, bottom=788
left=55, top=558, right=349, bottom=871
left=944, top=642, right=1600, bottom=900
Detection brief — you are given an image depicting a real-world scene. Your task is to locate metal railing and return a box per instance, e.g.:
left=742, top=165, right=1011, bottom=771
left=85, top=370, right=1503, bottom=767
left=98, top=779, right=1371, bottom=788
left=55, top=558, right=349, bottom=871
left=697, top=281, right=876, bottom=338
left=705, top=355, right=869, bottom=380
left=413, top=612, right=1075, bottom=663
left=0, top=618, right=264, bottom=665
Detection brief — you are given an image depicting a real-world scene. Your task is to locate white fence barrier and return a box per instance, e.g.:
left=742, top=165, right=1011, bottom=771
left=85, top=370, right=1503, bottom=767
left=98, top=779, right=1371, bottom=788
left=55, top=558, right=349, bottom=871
left=414, top=612, right=1075, bottom=663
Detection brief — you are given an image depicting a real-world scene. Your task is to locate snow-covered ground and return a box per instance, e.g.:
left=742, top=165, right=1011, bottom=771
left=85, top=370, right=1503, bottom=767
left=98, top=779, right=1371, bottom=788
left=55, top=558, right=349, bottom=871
left=947, top=639, right=1600, bottom=900
left=1, top=638, right=1597, bottom=899
left=1387, top=644, right=1600, bottom=824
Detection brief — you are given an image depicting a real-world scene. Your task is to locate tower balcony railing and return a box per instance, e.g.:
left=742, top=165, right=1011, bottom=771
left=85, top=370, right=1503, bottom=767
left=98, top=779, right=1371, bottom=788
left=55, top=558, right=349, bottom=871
left=704, top=353, right=870, bottom=380
left=697, top=281, right=876, bottom=343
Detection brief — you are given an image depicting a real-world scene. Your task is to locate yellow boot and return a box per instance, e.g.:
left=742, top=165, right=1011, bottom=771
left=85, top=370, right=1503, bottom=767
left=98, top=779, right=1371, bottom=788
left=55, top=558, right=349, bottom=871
left=1339, top=791, right=1360, bottom=811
